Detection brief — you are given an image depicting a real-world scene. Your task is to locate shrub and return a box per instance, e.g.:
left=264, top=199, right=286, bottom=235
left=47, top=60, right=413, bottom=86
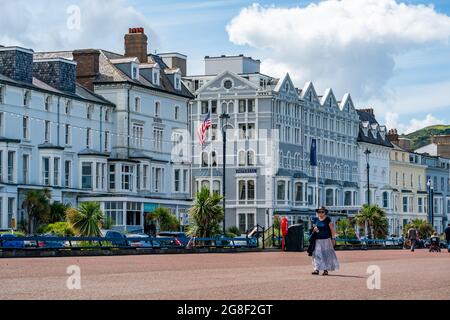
left=227, top=226, right=241, bottom=237
left=38, top=222, right=75, bottom=237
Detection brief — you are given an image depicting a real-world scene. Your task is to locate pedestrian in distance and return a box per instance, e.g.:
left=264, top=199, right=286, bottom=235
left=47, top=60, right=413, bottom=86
left=444, top=223, right=450, bottom=253
left=310, top=206, right=339, bottom=276
left=407, top=225, right=419, bottom=252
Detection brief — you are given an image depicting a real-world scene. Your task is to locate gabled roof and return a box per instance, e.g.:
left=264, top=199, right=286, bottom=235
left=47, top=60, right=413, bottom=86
left=34, top=50, right=193, bottom=99
left=0, top=71, right=114, bottom=107
left=196, top=70, right=260, bottom=94
left=357, top=110, right=393, bottom=148
left=273, top=73, right=299, bottom=98
left=300, top=81, right=318, bottom=101
left=320, top=88, right=338, bottom=109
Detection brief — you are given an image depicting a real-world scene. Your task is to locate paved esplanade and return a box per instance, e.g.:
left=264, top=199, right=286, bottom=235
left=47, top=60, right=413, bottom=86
left=1, top=250, right=449, bottom=300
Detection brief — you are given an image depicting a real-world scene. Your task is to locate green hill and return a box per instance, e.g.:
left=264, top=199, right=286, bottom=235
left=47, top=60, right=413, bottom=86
left=403, top=125, right=450, bottom=150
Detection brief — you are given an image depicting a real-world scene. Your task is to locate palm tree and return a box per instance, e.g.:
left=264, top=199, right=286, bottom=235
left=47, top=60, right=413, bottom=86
left=66, top=202, right=104, bottom=237
left=187, top=187, right=224, bottom=238
left=22, top=188, right=51, bottom=235
left=151, top=207, right=180, bottom=232
left=355, top=204, right=388, bottom=239
left=404, top=219, right=434, bottom=239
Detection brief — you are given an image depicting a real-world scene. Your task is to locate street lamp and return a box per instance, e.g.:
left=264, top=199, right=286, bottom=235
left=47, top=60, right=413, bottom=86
left=364, top=148, right=372, bottom=206
left=427, top=179, right=434, bottom=227
left=220, top=112, right=230, bottom=235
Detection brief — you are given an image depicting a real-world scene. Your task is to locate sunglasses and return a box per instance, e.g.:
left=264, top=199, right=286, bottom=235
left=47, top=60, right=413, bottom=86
left=317, top=210, right=325, bottom=214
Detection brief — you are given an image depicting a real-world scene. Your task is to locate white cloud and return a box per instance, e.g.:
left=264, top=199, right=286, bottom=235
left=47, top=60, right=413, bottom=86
left=0, top=0, right=159, bottom=53
left=385, top=112, right=445, bottom=134
left=226, top=0, right=450, bottom=100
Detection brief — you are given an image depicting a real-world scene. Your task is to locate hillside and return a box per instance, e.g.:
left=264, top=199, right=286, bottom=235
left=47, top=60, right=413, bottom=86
left=403, top=125, right=450, bottom=150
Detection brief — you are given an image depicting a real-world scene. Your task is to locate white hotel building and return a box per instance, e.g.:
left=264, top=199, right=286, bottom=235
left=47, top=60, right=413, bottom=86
left=0, top=28, right=193, bottom=232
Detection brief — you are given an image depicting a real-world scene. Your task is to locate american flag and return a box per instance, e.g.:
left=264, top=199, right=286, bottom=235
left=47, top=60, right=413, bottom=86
left=198, top=111, right=212, bottom=146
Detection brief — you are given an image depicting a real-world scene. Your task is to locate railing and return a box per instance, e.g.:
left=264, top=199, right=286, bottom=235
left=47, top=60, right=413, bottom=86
left=334, top=238, right=404, bottom=249
left=246, top=224, right=282, bottom=249
left=0, top=235, right=258, bottom=250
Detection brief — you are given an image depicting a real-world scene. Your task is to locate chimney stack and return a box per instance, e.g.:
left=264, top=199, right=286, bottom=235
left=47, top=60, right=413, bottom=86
left=72, top=49, right=100, bottom=91
left=124, top=27, right=148, bottom=64
left=358, top=107, right=374, bottom=116
left=33, top=58, right=77, bottom=93
left=0, top=46, right=34, bottom=83
left=387, top=129, right=399, bottom=145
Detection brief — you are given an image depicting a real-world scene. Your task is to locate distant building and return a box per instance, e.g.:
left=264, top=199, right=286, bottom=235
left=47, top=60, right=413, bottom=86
left=415, top=135, right=450, bottom=158
left=0, top=46, right=114, bottom=230
left=184, top=55, right=360, bottom=232
left=1, top=28, right=194, bottom=232
left=356, top=108, right=394, bottom=232
left=420, top=154, right=450, bottom=233
left=388, top=129, right=428, bottom=235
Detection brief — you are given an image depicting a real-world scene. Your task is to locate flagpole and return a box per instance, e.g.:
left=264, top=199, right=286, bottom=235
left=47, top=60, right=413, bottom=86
left=316, top=165, right=319, bottom=209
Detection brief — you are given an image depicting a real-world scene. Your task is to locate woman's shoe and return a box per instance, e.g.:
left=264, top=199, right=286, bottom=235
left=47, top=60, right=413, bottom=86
left=312, top=270, right=319, bottom=275
left=323, top=270, right=329, bottom=276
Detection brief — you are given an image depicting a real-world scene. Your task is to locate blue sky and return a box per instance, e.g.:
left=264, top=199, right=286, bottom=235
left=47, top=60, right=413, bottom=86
left=1, top=0, right=450, bottom=134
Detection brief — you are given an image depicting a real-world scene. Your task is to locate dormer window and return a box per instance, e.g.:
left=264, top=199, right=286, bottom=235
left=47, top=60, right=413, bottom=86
left=175, top=76, right=181, bottom=91
left=24, top=90, right=31, bottom=107
left=153, top=70, right=160, bottom=86
left=131, top=63, right=139, bottom=80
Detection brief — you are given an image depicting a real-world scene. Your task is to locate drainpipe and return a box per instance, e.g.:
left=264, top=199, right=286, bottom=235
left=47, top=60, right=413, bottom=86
left=57, top=96, right=61, bottom=146
left=127, top=87, right=131, bottom=158
left=100, top=106, right=103, bottom=153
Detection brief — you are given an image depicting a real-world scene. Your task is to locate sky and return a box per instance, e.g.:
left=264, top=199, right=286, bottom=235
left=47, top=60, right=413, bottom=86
left=1, top=0, right=450, bottom=134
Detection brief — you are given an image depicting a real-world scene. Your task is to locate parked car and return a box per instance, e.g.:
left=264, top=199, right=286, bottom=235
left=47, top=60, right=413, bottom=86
left=231, top=236, right=258, bottom=247
left=0, top=234, right=25, bottom=248
left=101, top=230, right=128, bottom=247
left=385, top=236, right=404, bottom=246
left=37, top=234, right=65, bottom=248
left=156, top=232, right=189, bottom=247
left=125, top=233, right=160, bottom=248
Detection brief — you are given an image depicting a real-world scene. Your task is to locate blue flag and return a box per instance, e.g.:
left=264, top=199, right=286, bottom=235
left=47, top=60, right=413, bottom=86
left=310, top=138, right=317, bottom=167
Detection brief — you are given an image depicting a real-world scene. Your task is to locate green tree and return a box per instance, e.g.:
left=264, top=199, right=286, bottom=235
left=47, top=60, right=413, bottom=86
left=49, top=202, right=71, bottom=223
left=66, top=202, right=104, bottom=237
left=404, top=219, right=434, bottom=239
left=22, top=189, right=51, bottom=235
left=336, top=218, right=356, bottom=239
left=187, top=187, right=224, bottom=238
left=152, top=207, right=180, bottom=232
left=355, top=204, right=389, bottom=239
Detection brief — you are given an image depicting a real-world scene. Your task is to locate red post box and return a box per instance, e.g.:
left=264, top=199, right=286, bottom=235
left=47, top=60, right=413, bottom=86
left=281, top=217, right=289, bottom=251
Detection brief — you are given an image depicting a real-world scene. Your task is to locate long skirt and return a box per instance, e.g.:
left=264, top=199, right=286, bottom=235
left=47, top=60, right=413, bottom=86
left=312, top=238, right=340, bottom=271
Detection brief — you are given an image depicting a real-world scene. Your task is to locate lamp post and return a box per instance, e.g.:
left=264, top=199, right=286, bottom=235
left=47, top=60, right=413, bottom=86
left=427, top=179, right=434, bottom=227
left=364, top=148, right=371, bottom=239
left=364, top=148, right=371, bottom=206
left=220, top=112, right=230, bottom=235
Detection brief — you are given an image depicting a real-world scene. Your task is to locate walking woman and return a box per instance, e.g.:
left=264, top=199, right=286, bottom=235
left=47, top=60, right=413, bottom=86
left=311, top=206, right=340, bottom=276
